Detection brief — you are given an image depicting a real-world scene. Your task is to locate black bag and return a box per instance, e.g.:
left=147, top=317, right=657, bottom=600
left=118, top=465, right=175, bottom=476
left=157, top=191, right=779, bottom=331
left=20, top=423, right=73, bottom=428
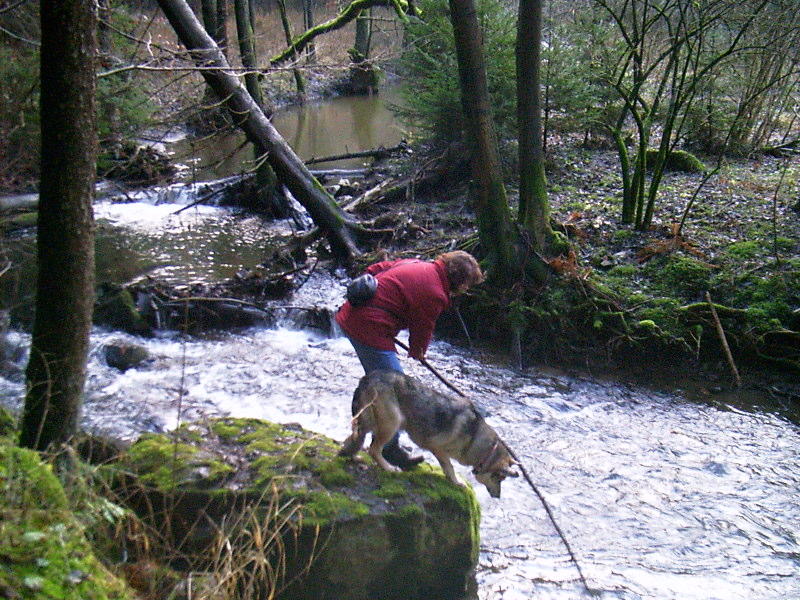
left=346, top=273, right=378, bottom=307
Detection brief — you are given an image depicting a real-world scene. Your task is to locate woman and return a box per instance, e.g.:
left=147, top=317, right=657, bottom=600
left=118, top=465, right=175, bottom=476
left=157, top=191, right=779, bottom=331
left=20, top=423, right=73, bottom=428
left=336, top=250, right=485, bottom=468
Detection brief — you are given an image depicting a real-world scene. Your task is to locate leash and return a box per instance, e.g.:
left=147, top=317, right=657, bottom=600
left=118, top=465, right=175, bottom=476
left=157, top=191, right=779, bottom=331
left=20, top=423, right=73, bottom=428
left=393, top=338, right=468, bottom=398
left=499, top=440, right=593, bottom=594
left=394, top=337, right=593, bottom=594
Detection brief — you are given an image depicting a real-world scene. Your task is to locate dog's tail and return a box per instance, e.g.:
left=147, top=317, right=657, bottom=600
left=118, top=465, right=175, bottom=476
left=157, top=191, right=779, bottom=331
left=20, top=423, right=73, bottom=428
left=338, top=380, right=375, bottom=457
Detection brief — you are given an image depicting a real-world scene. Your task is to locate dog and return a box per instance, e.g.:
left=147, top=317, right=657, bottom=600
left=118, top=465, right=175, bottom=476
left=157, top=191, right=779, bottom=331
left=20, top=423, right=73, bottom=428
left=339, top=370, right=518, bottom=498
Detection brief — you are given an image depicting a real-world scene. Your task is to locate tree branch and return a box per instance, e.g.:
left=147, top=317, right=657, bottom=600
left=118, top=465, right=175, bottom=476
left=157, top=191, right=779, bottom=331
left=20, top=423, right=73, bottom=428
left=270, top=0, right=411, bottom=66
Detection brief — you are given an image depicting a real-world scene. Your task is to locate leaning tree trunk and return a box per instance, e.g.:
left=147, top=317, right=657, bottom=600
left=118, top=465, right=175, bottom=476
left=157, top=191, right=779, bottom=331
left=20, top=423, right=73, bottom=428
left=516, top=0, right=555, bottom=267
left=448, top=0, right=516, bottom=281
left=20, top=0, right=97, bottom=452
left=158, top=0, right=361, bottom=261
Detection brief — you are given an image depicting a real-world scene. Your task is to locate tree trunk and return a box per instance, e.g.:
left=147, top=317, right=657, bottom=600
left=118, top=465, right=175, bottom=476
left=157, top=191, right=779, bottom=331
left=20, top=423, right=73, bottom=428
left=20, top=0, right=97, bottom=451
left=157, top=0, right=361, bottom=261
left=303, top=0, right=316, bottom=63
left=516, top=0, right=554, bottom=263
left=448, top=0, right=516, bottom=281
left=233, top=0, right=265, bottom=109
left=215, top=0, right=229, bottom=56
left=234, top=0, right=293, bottom=218
left=355, top=8, right=372, bottom=59
left=201, top=0, right=217, bottom=37
left=276, top=0, right=307, bottom=95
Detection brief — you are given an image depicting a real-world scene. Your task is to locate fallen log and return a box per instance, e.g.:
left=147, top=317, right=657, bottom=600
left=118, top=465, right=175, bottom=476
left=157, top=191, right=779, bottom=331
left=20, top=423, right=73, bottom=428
left=305, top=142, right=408, bottom=165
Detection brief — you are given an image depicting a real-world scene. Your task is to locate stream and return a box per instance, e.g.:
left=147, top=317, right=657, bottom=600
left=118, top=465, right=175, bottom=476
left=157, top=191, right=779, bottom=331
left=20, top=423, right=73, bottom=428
left=1, top=92, right=799, bottom=600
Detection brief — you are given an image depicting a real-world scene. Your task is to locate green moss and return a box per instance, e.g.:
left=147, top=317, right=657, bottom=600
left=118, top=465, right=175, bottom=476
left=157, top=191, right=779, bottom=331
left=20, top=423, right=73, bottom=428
left=612, top=229, right=635, bottom=243
left=0, top=406, right=17, bottom=439
left=124, top=433, right=232, bottom=490
left=211, top=420, right=247, bottom=441
left=608, top=264, right=638, bottom=277
left=296, top=490, right=370, bottom=525
left=374, top=476, right=408, bottom=499
left=1, top=211, right=38, bottom=232
left=724, top=240, right=760, bottom=259
left=646, top=255, right=713, bottom=298
left=93, top=284, right=151, bottom=335
left=645, top=148, right=706, bottom=173
left=0, top=444, right=134, bottom=600
left=638, top=298, right=683, bottom=334
left=1, top=445, right=69, bottom=511
left=317, top=458, right=354, bottom=487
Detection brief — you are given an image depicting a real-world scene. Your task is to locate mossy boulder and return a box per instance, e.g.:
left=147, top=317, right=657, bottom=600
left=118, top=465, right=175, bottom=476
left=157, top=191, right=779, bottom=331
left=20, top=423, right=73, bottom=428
left=0, top=443, right=135, bottom=600
left=94, top=284, right=152, bottom=336
left=645, top=148, right=706, bottom=173
left=114, top=417, right=481, bottom=600
left=102, top=340, right=151, bottom=372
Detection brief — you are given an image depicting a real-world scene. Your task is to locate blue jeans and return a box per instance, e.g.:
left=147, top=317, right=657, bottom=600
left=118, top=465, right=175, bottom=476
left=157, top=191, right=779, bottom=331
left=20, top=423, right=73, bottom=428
left=347, top=336, right=404, bottom=375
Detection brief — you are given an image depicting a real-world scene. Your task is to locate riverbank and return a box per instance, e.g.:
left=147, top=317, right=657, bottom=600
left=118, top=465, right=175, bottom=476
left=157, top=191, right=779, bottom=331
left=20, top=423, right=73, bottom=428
left=332, top=138, right=799, bottom=402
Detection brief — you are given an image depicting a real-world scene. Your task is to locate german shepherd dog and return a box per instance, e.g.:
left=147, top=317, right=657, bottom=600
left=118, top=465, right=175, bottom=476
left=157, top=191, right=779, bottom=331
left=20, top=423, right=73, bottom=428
left=339, top=370, right=518, bottom=498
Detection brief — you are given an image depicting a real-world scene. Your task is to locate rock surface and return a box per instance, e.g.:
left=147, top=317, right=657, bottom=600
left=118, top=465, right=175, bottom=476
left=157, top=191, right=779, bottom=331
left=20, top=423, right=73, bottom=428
left=116, top=417, right=481, bottom=600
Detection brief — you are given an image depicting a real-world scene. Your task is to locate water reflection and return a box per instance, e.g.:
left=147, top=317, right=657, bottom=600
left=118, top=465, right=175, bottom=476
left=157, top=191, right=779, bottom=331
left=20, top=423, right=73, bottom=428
left=0, top=202, right=283, bottom=327
left=173, top=87, right=408, bottom=179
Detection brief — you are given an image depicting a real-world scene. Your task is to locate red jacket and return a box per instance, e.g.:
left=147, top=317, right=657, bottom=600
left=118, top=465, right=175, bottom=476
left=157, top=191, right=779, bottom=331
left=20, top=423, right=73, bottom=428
left=336, top=259, right=451, bottom=359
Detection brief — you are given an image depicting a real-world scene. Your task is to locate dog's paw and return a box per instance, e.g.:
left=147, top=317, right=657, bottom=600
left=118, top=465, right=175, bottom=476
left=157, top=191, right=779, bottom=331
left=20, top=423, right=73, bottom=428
left=382, top=465, right=402, bottom=473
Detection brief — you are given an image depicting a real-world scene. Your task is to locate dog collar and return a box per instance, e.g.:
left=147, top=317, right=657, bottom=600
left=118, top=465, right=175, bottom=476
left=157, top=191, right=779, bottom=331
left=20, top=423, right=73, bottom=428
left=472, top=440, right=500, bottom=475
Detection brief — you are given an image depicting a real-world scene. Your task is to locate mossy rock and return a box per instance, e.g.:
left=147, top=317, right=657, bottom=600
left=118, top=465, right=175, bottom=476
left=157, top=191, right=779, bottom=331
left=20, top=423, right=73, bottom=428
left=645, top=148, right=706, bottom=173
left=114, top=417, right=481, bottom=600
left=0, top=443, right=135, bottom=600
left=94, top=284, right=152, bottom=336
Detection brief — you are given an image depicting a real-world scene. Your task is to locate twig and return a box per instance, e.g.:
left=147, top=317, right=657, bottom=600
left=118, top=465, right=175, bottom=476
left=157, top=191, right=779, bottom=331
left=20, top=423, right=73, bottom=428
left=705, top=291, right=742, bottom=387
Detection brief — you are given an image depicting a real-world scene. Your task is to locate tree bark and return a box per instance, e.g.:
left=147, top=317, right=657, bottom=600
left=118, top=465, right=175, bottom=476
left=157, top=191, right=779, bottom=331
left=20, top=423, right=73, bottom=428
left=201, top=0, right=217, bottom=38
left=516, top=0, right=555, bottom=260
left=303, top=0, right=316, bottom=63
left=448, top=0, right=516, bottom=280
left=158, top=0, right=361, bottom=261
left=355, top=8, right=372, bottom=59
left=20, top=0, right=97, bottom=451
left=215, top=0, right=229, bottom=56
left=276, top=0, right=306, bottom=95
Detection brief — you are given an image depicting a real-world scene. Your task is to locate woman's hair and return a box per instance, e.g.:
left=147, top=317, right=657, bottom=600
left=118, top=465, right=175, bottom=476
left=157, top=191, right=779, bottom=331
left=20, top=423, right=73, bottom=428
left=437, top=251, right=485, bottom=291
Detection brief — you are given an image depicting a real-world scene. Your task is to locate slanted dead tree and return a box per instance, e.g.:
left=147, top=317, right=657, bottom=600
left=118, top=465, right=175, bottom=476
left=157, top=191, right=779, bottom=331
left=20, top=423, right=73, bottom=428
left=157, top=0, right=384, bottom=263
